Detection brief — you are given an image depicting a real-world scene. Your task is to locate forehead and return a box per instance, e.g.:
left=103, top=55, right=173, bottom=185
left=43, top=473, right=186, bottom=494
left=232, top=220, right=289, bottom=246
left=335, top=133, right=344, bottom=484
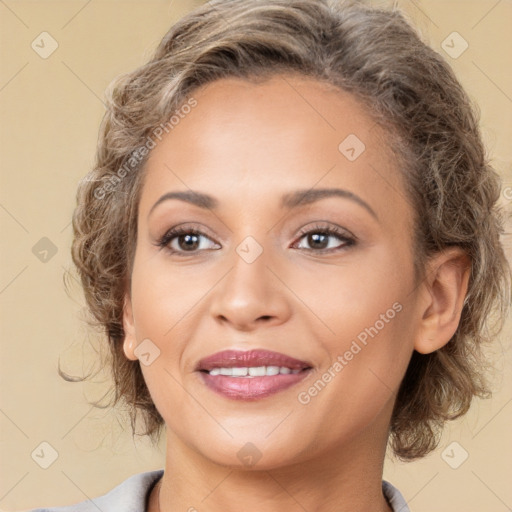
left=139, top=75, right=408, bottom=223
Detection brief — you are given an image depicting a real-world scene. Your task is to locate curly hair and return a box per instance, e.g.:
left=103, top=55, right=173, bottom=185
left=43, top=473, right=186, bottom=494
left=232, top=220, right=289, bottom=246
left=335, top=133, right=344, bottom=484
left=65, top=0, right=511, bottom=461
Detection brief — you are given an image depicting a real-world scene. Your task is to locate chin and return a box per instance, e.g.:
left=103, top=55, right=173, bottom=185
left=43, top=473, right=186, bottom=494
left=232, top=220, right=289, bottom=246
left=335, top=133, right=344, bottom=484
left=190, top=433, right=313, bottom=472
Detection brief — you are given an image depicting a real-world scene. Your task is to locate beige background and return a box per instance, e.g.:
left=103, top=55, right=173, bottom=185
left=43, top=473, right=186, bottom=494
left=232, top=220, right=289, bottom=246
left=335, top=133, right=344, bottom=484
left=0, top=1, right=511, bottom=511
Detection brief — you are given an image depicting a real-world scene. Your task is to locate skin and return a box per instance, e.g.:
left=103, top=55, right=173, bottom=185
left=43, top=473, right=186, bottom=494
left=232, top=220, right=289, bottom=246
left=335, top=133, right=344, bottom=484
left=122, top=74, right=470, bottom=512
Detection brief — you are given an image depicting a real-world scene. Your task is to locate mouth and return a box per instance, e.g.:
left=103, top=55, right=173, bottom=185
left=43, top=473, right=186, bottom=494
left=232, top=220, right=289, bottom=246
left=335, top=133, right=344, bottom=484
left=195, top=349, right=313, bottom=400
left=204, top=366, right=304, bottom=377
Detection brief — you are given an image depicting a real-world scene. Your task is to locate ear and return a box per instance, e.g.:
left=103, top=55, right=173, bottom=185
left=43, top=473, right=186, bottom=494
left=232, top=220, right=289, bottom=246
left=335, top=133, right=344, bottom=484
left=414, top=247, right=471, bottom=354
left=122, top=293, right=138, bottom=361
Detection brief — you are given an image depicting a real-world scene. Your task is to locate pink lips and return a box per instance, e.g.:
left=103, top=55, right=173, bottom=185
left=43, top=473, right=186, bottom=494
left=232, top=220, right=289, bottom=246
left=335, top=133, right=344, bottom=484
left=196, top=349, right=313, bottom=401
left=196, top=349, right=311, bottom=371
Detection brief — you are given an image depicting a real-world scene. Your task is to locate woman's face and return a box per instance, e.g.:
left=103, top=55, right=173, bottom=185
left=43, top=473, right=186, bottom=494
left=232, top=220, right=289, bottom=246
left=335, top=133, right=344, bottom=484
left=123, top=75, right=425, bottom=469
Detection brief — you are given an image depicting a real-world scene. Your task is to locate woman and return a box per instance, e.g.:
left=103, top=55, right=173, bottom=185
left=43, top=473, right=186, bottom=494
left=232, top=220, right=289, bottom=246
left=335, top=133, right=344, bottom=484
left=30, top=0, right=510, bottom=510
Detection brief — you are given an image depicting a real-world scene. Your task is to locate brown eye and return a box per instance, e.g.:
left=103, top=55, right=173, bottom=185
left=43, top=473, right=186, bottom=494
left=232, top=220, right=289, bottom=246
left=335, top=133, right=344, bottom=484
left=294, top=224, right=355, bottom=253
left=305, top=232, right=330, bottom=250
left=158, top=226, right=220, bottom=256
left=176, top=233, right=201, bottom=251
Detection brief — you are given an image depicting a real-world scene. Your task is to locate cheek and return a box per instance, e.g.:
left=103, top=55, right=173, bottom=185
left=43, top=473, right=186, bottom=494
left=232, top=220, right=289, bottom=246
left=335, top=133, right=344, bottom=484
left=130, top=254, right=207, bottom=338
left=294, top=246, right=415, bottom=402
left=294, top=243, right=413, bottom=338
left=293, top=304, right=414, bottom=450
left=128, top=256, right=219, bottom=406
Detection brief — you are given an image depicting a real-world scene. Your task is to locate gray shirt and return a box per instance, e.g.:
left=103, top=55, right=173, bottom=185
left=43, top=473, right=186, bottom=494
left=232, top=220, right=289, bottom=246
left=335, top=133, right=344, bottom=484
left=28, top=469, right=411, bottom=512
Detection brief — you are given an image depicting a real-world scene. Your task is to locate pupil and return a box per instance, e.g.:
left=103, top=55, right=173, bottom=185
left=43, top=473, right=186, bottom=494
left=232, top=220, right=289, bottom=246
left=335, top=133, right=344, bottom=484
left=179, top=234, right=199, bottom=250
left=309, top=233, right=328, bottom=249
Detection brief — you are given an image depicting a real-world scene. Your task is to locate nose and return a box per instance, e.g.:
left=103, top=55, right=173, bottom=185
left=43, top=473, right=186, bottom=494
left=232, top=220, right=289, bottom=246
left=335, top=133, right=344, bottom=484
left=209, top=243, right=291, bottom=332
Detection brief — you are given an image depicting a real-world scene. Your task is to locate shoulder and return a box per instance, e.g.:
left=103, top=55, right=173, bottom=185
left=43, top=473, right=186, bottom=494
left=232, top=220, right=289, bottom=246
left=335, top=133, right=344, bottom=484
left=26, top=472, right=408, bottom=512
left=26, top=469, right=164, bottom=512
left=382, top=479, right=411, bottom=512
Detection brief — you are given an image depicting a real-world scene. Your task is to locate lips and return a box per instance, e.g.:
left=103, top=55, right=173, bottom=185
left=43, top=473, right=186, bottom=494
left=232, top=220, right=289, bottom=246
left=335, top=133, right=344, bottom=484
left=195, top=349, right=313, bottom=400
left=196, top=349, right=312, bottom=372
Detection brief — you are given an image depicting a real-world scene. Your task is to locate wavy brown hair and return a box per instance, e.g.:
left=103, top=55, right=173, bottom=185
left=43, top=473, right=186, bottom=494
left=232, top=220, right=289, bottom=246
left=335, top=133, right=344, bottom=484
left=65, top=0, right=511, bottom=461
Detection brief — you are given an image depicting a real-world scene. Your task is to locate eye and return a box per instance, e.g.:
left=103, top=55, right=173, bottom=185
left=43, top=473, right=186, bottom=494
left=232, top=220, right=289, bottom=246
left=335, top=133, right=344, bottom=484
left=156, top=225, right=220, bottom=256
left=155, top=222, right=355, bottom=256
left=293, top=223, right=355, bottom=253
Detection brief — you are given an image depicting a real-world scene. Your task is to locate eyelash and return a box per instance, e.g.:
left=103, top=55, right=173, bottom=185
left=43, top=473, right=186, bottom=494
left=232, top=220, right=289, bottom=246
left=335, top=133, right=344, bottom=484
left=156, top=223, right=356, bottom=257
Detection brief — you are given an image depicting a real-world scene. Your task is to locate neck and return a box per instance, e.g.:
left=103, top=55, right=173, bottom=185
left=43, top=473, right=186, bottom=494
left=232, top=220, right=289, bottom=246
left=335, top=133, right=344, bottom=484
left=153, top=409, right=394, bottom=512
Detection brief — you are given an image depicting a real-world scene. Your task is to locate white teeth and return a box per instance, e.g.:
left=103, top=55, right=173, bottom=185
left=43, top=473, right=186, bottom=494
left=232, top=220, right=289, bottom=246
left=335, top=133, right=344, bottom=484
left=207, top=366, right=303, bottom=377
left=231, top=367, right=248, bottom=377
left=248, top=366, right=266, bottom=376
left=266, top=366, right=280, bottom=375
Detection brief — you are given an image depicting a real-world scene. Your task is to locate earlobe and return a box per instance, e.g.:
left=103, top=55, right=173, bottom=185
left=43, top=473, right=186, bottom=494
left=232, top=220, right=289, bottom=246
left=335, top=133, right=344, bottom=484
left=122, top=293, right=138, bottom=361
left=414, top=248, right=471, bottom=355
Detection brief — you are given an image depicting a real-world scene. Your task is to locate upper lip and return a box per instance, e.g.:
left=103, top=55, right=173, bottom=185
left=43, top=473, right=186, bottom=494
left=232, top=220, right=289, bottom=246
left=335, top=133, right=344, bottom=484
left=196, top=349, right=312, bottom=371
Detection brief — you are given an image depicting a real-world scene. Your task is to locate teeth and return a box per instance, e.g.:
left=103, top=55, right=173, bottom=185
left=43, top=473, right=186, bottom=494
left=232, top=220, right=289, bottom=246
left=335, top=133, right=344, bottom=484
left=232, top=367, right=248, bottom=377
left=266, top=366, right=280, bottom=375
left=248, top=366, right=266, bottom=377
left=207, top=366, right=302, bottom=377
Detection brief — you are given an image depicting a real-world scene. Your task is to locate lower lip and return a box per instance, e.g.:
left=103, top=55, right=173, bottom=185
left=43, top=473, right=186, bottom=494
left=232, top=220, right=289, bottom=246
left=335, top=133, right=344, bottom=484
left=198, top=370, right=312, bottom=400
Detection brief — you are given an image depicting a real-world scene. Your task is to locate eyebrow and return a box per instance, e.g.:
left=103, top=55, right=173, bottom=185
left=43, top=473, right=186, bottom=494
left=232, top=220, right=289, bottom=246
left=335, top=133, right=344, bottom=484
left=149, top=191, right=218, bottom=218
left=148, top=188, right=378, bottom=220
left=281, top=188, right=378, bottom=219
